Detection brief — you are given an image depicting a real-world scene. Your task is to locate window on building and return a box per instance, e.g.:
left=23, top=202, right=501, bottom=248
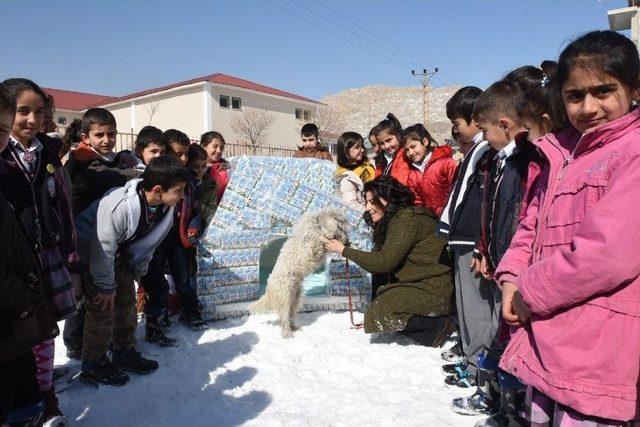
left=303, top=110, right=311, bottom=121
left=219, top=95, right=230, bottom=109
left=57, top=116, right=67, bottom=125
left=232, top=97, right=242, bottom=110
left=295, top=108, right=302, bottom=119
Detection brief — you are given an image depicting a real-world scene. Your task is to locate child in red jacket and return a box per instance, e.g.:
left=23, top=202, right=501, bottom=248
left=373, top=113, right=411, bottom=186
left=402, top=124, right=458, bottom=216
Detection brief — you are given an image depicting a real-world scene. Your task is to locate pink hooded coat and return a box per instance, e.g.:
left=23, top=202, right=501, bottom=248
left=495, top=108, right=640, bottom=421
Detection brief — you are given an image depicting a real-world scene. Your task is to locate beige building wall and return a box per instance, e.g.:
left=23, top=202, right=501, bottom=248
left=101, top=82, right=320, bottom=150
left=104, top=84, right=206, bottom=141
left=210, top=85, right=318, bottom=149
left=53, top=109, right=83, bottom=131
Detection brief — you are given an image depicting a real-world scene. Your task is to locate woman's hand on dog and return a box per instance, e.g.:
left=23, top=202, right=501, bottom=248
left=324, top=239, right=345, bottom=255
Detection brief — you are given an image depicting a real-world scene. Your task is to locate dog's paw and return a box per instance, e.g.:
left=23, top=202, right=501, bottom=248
left=281, top=328, right=294, bottom=339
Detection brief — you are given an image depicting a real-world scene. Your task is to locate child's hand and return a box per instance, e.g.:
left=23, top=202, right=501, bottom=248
left=480, top=256, right=493, bottom=279
left=512, top=291, right=532, bottom=324
left=501, top=282, right=521, bottom=326
left=324, top=239, right=345, bottom=255
left=187, top=228, right=199, bottom=238
left=93, top=292, right=115, bottom=312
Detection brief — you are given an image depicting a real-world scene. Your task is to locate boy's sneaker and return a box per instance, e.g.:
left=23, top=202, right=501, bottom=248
left=441, top=362, right=467, bottom=375
left=111, top=348, right=158, bottom=375
left=79, top=357, right=129, bottom=387
left=440, top=340, right=464, bottom=363
left=444, top=372, right=477, bottom=388
left=181, top=309, right=207, bottom=331
left=452, top=391, right=496, bottom=416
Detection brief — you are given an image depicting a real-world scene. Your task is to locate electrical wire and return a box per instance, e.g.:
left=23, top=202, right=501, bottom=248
left=265, top=0, right=410, bottom=71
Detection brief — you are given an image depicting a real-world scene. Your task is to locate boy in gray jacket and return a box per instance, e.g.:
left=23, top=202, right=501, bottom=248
left=79, top=156, right=189, bottom=386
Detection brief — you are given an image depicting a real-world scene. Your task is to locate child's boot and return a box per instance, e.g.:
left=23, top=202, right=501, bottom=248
left=79, top=355, right=129, bottom=387
left=145, top=315, right=177, bottom=347
left=111, top=348, right=158, bottom=375
left=181, top=308, right=207, bottom=331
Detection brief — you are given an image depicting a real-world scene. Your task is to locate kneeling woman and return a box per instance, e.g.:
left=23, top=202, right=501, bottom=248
left=325, top=176, right=454, bottom=346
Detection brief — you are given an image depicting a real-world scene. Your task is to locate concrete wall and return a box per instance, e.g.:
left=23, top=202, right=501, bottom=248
left=210, top=85, right=317, bottom=149
left=102, top=83, right=320, bottom=149
left=105, top=84, right=205, bottom=140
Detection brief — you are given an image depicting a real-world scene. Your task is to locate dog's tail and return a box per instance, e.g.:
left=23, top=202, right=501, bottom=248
left=250, top=292, right=274, bottom=314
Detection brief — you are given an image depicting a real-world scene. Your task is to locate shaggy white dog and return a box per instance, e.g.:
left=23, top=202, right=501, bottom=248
left=251, top=209, right=349, bottom=337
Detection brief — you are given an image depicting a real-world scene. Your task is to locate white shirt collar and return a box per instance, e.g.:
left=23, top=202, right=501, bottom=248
left=496, top=139, right=517, bottom=160
left=412, top=151, right=432, bottom=174
left=472, top=132, right=484, bottom=144
left=10, top=135, right=43, bottom=153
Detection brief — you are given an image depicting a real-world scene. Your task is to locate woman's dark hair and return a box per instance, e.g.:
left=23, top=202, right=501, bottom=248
left=362, top=176, right=415, bottom=249
left=374, top=113, right=402, bottom=137
left=336, top=131, right=366, bottom=168
left=554, top=30, right=640, bottom=93
left=446, top=86, right=483, bottom=123
left=503, top=66, right=546, bottom=94
left=200, top=131, right=226, bottom=147
left=2, top=78, right=47, bottom=106
left=400, top=123, right=438, bottom=148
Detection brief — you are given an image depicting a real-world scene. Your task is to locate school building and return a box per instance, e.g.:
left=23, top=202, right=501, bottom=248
left=45, top=73, right=324, bottom=151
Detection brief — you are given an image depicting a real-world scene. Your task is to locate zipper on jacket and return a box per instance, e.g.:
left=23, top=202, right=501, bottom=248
left=531, top=138, right=570, bottom=261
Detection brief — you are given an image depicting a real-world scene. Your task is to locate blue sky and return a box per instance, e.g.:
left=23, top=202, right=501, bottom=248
left=0, top=0, right=627, bottom=100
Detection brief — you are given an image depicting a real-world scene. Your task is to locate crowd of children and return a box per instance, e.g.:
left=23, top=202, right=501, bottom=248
left=1, top=29, right=640, bottom=426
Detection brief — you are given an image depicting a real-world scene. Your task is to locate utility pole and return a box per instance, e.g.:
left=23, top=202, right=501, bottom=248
left=412, top=67, right=438, bottom=130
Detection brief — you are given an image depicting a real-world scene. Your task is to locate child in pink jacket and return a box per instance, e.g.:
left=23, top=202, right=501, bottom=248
left=496, top=30, right=640, bottom=424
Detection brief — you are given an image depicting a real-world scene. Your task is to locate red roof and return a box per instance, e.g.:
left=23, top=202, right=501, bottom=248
left=44, top=88, right=116, bottom=111
left=98, top=73, right=321, bottom=106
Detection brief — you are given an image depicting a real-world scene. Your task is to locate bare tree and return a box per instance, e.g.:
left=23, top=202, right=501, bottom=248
left=314, top=106, right=347, bottom=142
left=231, top=109, right=277, bottom=153
left=145, top=99, right=163, bottom=125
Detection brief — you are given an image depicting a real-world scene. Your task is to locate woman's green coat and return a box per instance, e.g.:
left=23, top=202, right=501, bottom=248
left=342, top=207, right=453, bottom=333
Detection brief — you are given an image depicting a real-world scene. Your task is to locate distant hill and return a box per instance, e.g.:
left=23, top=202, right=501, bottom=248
left=320, top=84, right=462, bottom=145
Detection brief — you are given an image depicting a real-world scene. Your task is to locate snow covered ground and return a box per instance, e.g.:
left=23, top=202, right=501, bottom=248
left=55, top=311, right=480, bottom=426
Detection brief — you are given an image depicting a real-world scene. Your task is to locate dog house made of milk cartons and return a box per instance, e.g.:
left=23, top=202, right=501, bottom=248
left=197, top=156, right=372, bottom=319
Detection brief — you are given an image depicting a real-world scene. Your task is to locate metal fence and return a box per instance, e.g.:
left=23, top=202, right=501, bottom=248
left=57, top=126, right=297, bottom=158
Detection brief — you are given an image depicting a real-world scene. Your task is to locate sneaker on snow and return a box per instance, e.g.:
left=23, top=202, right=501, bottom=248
left=145, top=322, right=178, bottom=347
left=181, top=310, right=207, bottom=330
left=79, top=357, right=129, bottom=387
left=111, top=348, right=158, bottom=375
left=440, top=340, right=464, bottom=363
left=444, top=372, right=477, bottom=388
left=441, top=362, right=468, bottom=376
left=452, top=391, right=496, bottom=416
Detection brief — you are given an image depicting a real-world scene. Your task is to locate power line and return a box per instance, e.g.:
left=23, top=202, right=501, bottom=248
left=266, top=0, right=410, bottom=70
left=313, top=0, right=436, bottom=71
left=288, top=0, right=421, bottom=69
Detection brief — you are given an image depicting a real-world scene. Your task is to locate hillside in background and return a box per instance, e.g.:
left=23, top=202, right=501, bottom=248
left=320, top=84, right=462, bottom=145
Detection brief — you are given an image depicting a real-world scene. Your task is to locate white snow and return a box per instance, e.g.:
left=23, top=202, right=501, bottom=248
left=55, top=311, right=479, bottom=426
